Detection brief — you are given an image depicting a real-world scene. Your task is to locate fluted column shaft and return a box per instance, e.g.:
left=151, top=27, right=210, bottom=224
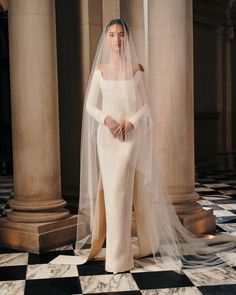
left=7, top=0, right=69, bottom=222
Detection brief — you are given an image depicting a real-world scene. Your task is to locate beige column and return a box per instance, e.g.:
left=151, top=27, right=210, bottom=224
left=0, top=0, right=78, bottom=253
left=148, top=0, right=215, bottom=234
left=102, top=0, right=120, bottom=26
left=120, top=0, right=145, bottom=66
left=7, top=0, right=68, bottom=223
left=79, top=0, right=120, bottom=98
left=79, top=0, right=103, bottom=97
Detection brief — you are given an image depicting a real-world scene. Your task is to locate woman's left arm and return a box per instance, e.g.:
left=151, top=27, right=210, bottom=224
left=128, top=66, right=149, bottom=128
left=128, top=104, right=149, bottom=128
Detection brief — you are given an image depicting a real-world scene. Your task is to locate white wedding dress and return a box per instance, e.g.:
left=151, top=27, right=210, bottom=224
left=84, top=69, right=152, bottom=273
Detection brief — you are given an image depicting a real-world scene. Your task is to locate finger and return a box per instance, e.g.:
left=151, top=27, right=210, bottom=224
left=109, top=124, right=116, bottom=133
left=109, top=125, right=118, bottom=136
left=121, top=129, right=125, bottom=138
left=113, top=126, right=122, bottom=138
left=116, top=126, right=124, bottom=138
left=111, top=127, right=119, bottom=138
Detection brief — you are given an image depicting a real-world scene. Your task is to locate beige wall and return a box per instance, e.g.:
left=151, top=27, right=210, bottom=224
left=193, top=0, right=236, bottom=172
left=193, top=22, right=219, bottom=170
left=232, top=37, right=236, bottom=154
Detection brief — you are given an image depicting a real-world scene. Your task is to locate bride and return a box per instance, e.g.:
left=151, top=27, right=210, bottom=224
left=52, top=19, right=235, bottom=274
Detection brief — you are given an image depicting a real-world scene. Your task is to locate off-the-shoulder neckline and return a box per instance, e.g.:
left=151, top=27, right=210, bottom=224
left=94, top=69, right=142, bottom=81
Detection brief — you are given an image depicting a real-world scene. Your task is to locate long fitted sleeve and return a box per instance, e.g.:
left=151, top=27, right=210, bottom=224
left=128, top=104, right=149, bottom=128
left=86, top=71, right=107, bottom=124
left=128, top=71, right=150, bottom=128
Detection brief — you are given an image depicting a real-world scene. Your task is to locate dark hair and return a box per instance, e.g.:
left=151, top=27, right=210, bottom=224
left=105, top=18, right=129, bottom=35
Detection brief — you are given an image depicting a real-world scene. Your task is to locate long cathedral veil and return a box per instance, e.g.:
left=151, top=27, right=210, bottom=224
left=73, top=19, right=235, bottom=270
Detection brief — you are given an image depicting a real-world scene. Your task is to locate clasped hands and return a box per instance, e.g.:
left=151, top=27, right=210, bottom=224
left=104, top=116, right=134, bottom=140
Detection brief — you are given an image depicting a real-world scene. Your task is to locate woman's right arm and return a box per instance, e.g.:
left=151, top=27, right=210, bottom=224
left=86, top=71, right=107, bottom=124
left=86, top=70, right=122, bottom=138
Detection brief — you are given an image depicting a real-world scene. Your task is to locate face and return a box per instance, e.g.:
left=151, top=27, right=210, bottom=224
left=106, top=24, right=128, bottom=52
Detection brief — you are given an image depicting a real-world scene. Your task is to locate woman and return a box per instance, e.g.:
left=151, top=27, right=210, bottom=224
left=78, top=19, right=153, bottom=273
left=52, top=19, right=235, bottom=274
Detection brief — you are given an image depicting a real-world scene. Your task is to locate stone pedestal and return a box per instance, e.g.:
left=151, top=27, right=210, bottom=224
left=0, top=215, right=80, bottom=253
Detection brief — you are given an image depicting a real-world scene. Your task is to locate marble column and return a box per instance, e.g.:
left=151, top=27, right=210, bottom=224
left=148, top=0, right=215, bottom=234
left=0, top=0, right=78, bottom=253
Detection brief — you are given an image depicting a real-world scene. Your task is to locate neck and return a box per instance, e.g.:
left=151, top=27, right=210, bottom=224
left=110, top=51, right=124, bottom=63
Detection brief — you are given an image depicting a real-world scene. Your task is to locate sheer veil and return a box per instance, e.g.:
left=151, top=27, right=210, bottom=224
left=75, top=18, right=235, bottom=271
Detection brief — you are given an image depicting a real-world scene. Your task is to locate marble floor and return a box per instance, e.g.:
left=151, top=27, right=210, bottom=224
left=0, top=172, right=236, bottom=295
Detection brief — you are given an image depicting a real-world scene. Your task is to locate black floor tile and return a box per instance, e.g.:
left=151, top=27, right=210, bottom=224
left=215, top=187, right=235, bottom=191
left=196, top=179, right=216, bottom=184
left=132, top=271, right=194, bottom=290
left=77, top=260, right=107, bottom=276
left=198, top=284, right=236, bottom=295
left=0, top=247, right=24, bottom=254
left=195, top=184, right=205, bottom=188
left=0, top=198, right=9, bottom=203
left=24, top=277, right=82, bottom=295
left=0, top=191, right=11, bottom=195
left=198, top=191, right=222, bottom=196
left=213, top=199, right=236, bottom=204
left=86, top=292, right=142, bottom=295
left=215, top=225, right=227, bottom=232
left=0, top=185, right=13, bottom=189
left=28, top=250, right=75, bottom=264
left=0, top=265, right=27, bottom=281
left=216, top=216, right=236, bottom=224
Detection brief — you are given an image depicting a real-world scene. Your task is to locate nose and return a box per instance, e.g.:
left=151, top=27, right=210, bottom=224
left=114, top=35, right=120, bottom=42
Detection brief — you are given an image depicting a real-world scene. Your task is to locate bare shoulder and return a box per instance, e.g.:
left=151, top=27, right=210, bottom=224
left=133, top=63, right=144, bottom=74
left=138, top=63, right=144, bottom=72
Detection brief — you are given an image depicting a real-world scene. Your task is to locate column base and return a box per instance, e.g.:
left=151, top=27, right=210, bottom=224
left=179, top=208, right=216, bottom=236
left=0, top=214, right=84, bottom=253
left=131, top=208, right=216, bottom=237
left=7, top=208, right=70, bottom=223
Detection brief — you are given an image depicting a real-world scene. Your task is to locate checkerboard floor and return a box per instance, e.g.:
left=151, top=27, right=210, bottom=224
left=0, top=172, right=236, bottom=295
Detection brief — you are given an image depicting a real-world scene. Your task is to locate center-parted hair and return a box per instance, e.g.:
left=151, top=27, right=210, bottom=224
left=105, top=18, right=129, bottom=36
